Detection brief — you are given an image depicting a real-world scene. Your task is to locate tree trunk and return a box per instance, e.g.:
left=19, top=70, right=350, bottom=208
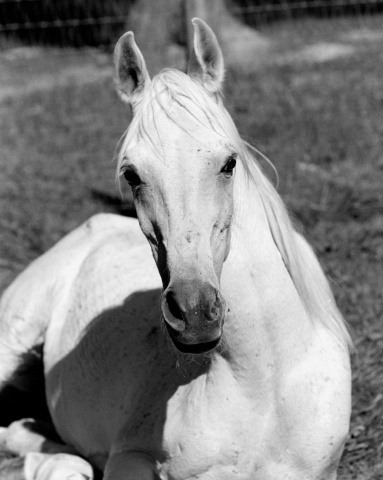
left=125, top=0, right=187, bottom=75
left=185, top=0, right=269, bottom=68
left=126, top=0, right=269, bottom=74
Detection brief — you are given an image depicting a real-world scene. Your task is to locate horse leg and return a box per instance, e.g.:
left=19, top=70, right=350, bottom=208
left=104, top=452, right=161, bottom=480
left=25, top=452, right=93, bottom=480
left=0, top=419, right=93, bottom=480
left=0, top=418, right=76, bottom=456
left=0, top=452, right=94, bottom=480
left=0, top=451, right=25, bottom=480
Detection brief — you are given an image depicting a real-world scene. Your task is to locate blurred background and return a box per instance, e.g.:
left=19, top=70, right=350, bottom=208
left=0, top=1, right=382, bottom=478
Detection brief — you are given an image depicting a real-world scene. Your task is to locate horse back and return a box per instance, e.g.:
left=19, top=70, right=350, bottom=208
left=1, top=214, right=141, bottom=342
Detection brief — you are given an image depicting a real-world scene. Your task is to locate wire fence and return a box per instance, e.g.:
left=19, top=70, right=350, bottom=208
left=0, top=0, right=134, bottom=47
left=230, top=0, right=383, bottom=20
left=0, top=0, right=382, bottom=48
left=225, top=0, right=383, bottom=50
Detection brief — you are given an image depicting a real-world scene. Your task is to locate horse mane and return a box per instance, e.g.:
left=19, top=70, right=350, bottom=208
left=117, top=69, right=352, bottom=350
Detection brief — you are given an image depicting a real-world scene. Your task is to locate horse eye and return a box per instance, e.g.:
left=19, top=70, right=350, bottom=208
left=221, top=155, right=237, bottom=176
left=122, top=168, right=141, bottom=187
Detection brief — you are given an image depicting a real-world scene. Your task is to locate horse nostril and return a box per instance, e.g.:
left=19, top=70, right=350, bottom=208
left=166, top=291, right=184, bottom=321
left=209, top=304, right=219, bottom=322
left=207, top=295, right=223, bottom=322
left=205, top=292, right=225, bottom=322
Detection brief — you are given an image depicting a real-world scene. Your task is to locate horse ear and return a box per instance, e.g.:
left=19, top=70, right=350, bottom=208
left=114, top=31, right=151, bottom=107
left=187, top=18, right=225, bottom=94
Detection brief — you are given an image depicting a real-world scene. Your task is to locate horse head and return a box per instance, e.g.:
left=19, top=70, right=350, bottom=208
left=114, top=19, right=238, bottom=354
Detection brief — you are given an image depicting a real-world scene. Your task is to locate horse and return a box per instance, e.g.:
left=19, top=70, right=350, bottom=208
left=0, top=18, right=352, bottom=480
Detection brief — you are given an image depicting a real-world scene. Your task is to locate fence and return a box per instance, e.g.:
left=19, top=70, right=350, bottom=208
left=231, top=0, right=383, bottom=23
left=0, top=0, right=134, bottom=46
left=0, top=0, right=383, bottom=48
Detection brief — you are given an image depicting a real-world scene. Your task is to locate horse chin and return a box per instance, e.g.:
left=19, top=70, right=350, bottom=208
left=165, top=323, right=222, bottom=355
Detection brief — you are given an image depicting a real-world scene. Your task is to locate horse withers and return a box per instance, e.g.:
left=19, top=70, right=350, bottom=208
left=0, top=18, right=351, bottom=480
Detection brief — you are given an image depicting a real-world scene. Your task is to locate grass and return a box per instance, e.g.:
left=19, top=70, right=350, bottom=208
left=0, top=14, right=382, bottom=479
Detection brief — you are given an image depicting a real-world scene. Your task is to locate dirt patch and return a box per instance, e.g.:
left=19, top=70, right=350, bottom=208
left=282, top=42, right=355, bottom=64
left=0, top=65, right=112, bottom=103
left=341, top=28, right=383, bottom=42
left=0, top=47, right=113, bottom=103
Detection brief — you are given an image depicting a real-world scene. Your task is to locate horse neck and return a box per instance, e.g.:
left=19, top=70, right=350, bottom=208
left=217, top=166, right=313, bottom=388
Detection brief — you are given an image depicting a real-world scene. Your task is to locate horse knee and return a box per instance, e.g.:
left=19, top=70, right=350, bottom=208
left=1, top=419, right=44, bottom=455
left=1, top=419, right=74, bottom=457
left=25, top=453, right=93, bottom=480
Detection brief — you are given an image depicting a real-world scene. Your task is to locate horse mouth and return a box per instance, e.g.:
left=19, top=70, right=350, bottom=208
left=165, top=323, right=222, bottom=354
left=172, top=336, right=221, bottom=354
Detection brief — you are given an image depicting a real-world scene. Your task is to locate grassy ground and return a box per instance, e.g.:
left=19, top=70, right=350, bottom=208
left=0, top=14, right=382, bottom=479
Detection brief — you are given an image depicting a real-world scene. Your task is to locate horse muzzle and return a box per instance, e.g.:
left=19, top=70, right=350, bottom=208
left=161, top=280, right=225, bottom=354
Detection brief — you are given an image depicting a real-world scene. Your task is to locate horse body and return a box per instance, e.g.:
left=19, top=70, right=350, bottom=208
left=0, top=19, right=351, bottom=480
left=2, top=211, right=350, bottom=480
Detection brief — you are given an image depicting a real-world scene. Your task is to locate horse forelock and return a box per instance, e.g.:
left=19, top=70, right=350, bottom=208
left=116, top=68, right=352, bottom=350
left=117, top=70, right=233, bottom=168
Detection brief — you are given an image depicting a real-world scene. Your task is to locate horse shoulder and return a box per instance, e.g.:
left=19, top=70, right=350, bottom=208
left=274, top=326, right=351, bottom=477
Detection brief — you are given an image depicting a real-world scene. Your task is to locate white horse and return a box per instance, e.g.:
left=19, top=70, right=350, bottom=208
left=0, top=19, right=351, bottom=480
